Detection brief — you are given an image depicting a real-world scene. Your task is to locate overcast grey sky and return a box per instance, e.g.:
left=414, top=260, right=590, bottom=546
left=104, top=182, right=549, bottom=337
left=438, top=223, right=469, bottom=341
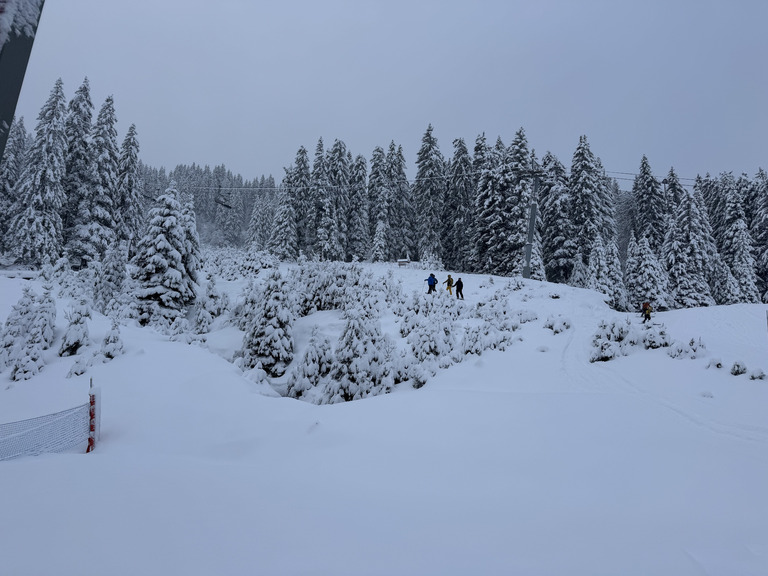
left=14, top=0, right=768, bottom=187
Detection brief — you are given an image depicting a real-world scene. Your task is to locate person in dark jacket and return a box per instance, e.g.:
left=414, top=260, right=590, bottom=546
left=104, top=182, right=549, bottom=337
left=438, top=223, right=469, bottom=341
left=425, top=273, right=437, bottom=294
left=455, top=277, right=464, bottom=300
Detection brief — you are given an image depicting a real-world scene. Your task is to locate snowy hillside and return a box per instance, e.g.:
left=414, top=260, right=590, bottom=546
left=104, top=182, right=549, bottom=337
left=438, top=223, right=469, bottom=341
left=1, top=261, right=767, bottom=576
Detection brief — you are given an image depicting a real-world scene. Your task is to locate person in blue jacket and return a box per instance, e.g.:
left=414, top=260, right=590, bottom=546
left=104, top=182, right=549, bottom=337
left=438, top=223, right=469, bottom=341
left=425, top=273, right=437, bottom=294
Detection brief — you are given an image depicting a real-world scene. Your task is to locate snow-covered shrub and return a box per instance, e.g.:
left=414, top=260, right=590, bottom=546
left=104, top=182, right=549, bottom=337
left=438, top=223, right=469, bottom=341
left=93, top=242, right=127, bottom=315
left=238, top=269, right=294, bottom=377
left=66, top=354, right=93, bottom=378
left=641, top=323, right=672, bottom=350
left=407, top=314, right=455, bottom=368
left=193, top=274, right=229, bottom=334
left=100, top=320, right=125, bottom=360
left=1, top=286, right=37, bottom=369
left=706, top=358, right=723, bottom=369
left=514, top=309, right=538, bottom=324
left=238, top=248, right=277, bottom=278
left=286, top=326, right=334, bottom=401
left=590, top=318, right=640, bottom=362
left=36, top=284, right=57, bottom=350
left=10, top=316, right=45, bottom=381
left=749, top=369, right=766, bottom=380
left=58, top=299, right=91, bottom=357
left=391, top=352, right=428, bottom=389
left=544, top=315, right=571, bottom=334
left=667, top=338, right=706, bottom=359
left=322, top=303, right=394, bottom=404
left=231, top=279, right=261, bottom=331
left=730, top=361, right=748, bottom=376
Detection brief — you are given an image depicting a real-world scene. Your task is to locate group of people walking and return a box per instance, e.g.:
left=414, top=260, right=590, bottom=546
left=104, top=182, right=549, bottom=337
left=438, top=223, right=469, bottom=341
left=425, top=273, right=464, bottom=300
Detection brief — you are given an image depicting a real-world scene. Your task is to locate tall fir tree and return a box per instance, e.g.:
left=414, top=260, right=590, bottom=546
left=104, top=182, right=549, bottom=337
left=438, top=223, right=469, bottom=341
left=62, top=77, right=95, bottom=258
left=116, top=123, right=143, bottom=251
left=8, top=79, right=67, bottom=266
left=347, top=154, right=370, bottom=261
left=131, top=183, right=189, bottom=325
left=412, top=124, right=446, bottom=263
left=624, top=234, right=670, bottom=311
left=661, top=186, right=715, bottom=308
left=291, top=146, right=312, bottom=254
left=539, top=151, right=575, bottom=283
left=0, top=116, right=29, bottom=252
left=326, top=139, right=351, bottom=259
left=472, top=137, right=506, bottom=274
left=499, top=128, right=534, bottom=276
left=444, top=137, right=475, bottom=271
left=89, top=95, right=120, bottom=259
left=387, top=143, right=414, bottom=260
left=267, top=187, right=299, bottom=260
left=569, top=135, right=605, bottom=273
left=750, top=168, right=768, bottom=301
left=178, top=184, right=202, bottom=303
left=632, top=155, right=666, bottom=255
left=369, top=146, right=391, bottom=262
left=720, top=181, right=760, bottom=302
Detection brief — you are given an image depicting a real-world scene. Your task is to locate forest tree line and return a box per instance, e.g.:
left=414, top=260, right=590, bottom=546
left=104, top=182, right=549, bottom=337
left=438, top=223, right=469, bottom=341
left=1, top=79, right=766, bottom=313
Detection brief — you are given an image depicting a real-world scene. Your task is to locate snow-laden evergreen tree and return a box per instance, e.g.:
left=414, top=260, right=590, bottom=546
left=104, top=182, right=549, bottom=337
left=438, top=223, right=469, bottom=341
left=0, top=116, right=29, bottom=252
left=286, top=147, right=312, bottom=254
left=444, top=137, right=475, bottom=271
left=61, top=78, right=95, bottom=261
left=58, top=298, right=91, bottom=357
left=605, top=239, right=628, bottom=310
left=326, top=139, right=351, bottom=259
left=466, top=133, right=488, bottom=272
left=89, top=95, right=120, bottom=259
left=500, top=128, right=535, bottom=276
left=472, top=137, right=506, bottom=274
left=132, top=184, right=189, bottom=325
left=267, top=186, right=299, bottom=260
left=0, top=286, right=37, bottom=369
left=412, top=124, right=446, bottom=263
left=325, top=299, right=393, bottom=403
left=720, top=179, right=760, bottom=302
left=661, top=186, right=715, bottom=307
left=347, top=154, right=370, bottom=260
left=116, top=123, right=143, bottom=251
left=36, top=283, right=57, bottom=350
left=369, top=145, right=391, bottom=262
left=539, top=151, right=575, bottom=283
left=587, top=235, right=612, bottom=299
left=239, top=269, right=294, bottom=377
left=100, top=319, right=124, bottom=360
left=247, top=186, right=277, bottom=250
left=10, top=310, right=45, bottom=381
left=631, top=155, right=666, bottom=255
left=93, top=241, right=127, bottom=315
left=178, top=185, right=202, bottom=303
left=286, top=325, right=334, bottom=400
left=751, top=168, right=768, bottom=301
left=387, top=143, right=415, bottom=260
left=710, top=253, right=742, bottom=305
left=8, top=79, right=67, bottom=266
left=569, top=135, right=610, bottom=269
left=624, top=235, right=670, bottom=311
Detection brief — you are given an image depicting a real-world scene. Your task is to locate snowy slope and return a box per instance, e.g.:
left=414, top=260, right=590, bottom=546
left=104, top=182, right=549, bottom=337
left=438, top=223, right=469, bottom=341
left=1, top=263, right=767, bottom=576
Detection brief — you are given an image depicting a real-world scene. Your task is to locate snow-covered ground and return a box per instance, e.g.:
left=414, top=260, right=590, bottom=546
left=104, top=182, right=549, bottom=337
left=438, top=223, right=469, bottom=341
left=1, top=262, right=767, bottom=576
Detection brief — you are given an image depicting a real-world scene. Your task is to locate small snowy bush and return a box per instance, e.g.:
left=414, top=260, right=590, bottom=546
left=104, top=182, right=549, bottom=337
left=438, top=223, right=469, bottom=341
left=544, top=315, right=571, bottom=334
left=641, top=323, right=672, bottom=350
left=100, top=320, right=125, bottom=360
left=749, top=369, right=766, bottom=380
left=58, top=299, right=91, bottom=357
left=590, top=319, right=640, bottom=362
left=706, top=358, right=723, bottom=370
left=667, top=338, right=706, bottom=359
left=730, top=361, right=748, bottom=376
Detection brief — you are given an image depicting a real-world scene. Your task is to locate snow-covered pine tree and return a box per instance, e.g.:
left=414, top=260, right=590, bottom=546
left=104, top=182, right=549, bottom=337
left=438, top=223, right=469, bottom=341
left=0, top=286, right=37, bottom=369
left=89, top=95, right=120, bottom=260
left=239, top=269, right=294, bottom=377
left=720, top=180, right=760, bottom=302
left=325, top=300, right=393, bottom=403
left=58, top=299, right=91, bottom=357
left=267, top=187, right=299, bottom=260
left=710, top=253, right=742, bottom=305
left=286, top=325, right=334, bottom=400
left=131, top=183, right=189, bottom=325
left=0, top=116, right=29, bottom=252
left=540, top=151, right=576, bottom=283
left=661, top=186, right=715, bottom=308
left=116, top=123, right=143, bottom=252
left=246, top=184, right=277, bottom=250
left=8, top=79, right=67, bottom=266
left=93, top=241, right=127, bottom=315
left=605, top=239, right=628, bottom=310
left=631, top=155, right=666, bottom=255
left=499, top=128, right=534, bottom=276
left=326, top=139, right=351, bottom=259
left=472, top=137, right=507, bottom=274
left=100, top=319, right=124, bottom=360
left=288, top=146, right=312, bottom=255
left=36, top=283, right=57, bottom=350
left=10, top=311, right=45, bottom=381
left=587, top=235, right=612, bottom=298
left=412, top=124, right=446, bottom=263
left=369, top=145, right=391, bottom=262
left=347, top=154, right=370, bottom=261
left=444, top=137, right=475, bottom=271
left=625, top=235, right=670, bottom=311
left=387, top=143, right=415, bottom=261
left=569, top=135, right=607, bottom=267
left=178, top=185, right=202, bottom=304
left=61, top=78, right=95, bottom=262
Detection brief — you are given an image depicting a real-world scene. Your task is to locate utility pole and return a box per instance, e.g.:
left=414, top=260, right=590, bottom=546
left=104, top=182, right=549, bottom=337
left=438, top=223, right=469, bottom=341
left=522, top=165, right=541, bottom=279
left=0, top=0, right=46, bottom=166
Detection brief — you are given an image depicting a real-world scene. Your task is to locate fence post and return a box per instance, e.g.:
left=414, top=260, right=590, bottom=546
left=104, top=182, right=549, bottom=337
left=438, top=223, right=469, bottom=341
left=86, top=378, right=101, bottom=453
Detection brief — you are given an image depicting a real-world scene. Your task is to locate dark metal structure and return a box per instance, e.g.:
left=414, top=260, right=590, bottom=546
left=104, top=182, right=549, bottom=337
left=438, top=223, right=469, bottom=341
left=0, top=0, right=45, bottom=165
